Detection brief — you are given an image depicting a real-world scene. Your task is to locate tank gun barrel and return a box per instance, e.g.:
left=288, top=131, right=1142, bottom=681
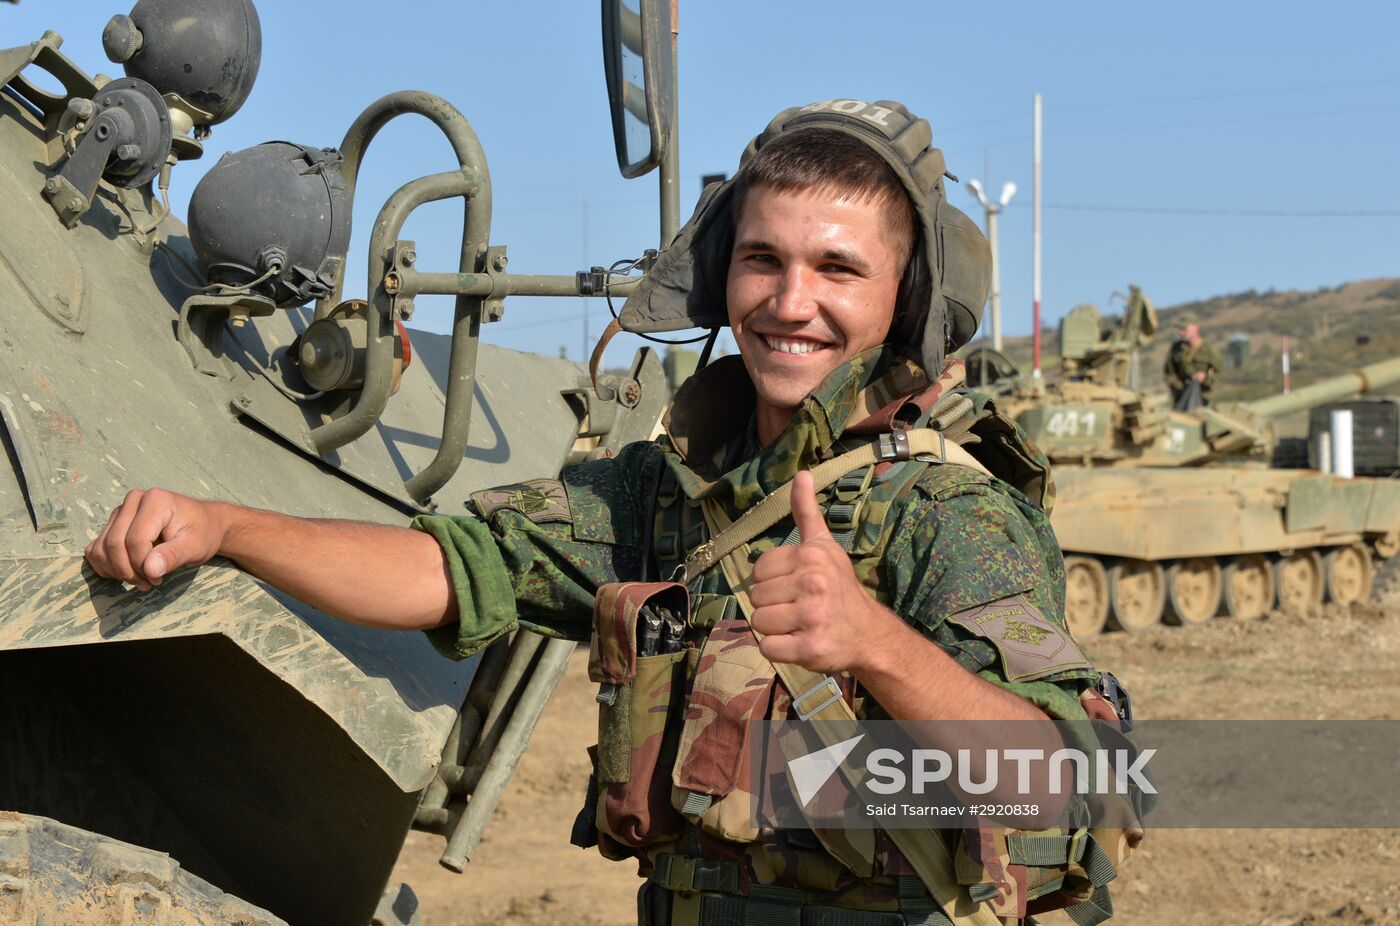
left=1246, top=356, right=1400, bottom=419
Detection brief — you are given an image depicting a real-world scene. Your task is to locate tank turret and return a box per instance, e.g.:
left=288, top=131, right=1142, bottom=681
left=1012, top=354, right=1400, bottom=468
left=993, top=283, right=1400, bottom=469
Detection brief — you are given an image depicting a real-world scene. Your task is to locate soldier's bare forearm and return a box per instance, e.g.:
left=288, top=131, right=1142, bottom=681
left=86, top=488, right=459, bottom=629
left=856, top=607, right=1068, bottom=821
left=215, top=503, right=458, bottom=631
left=855, top=605, right=1044, bottom=723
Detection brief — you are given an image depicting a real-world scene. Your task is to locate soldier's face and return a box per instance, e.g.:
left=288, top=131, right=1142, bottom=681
left=1184, top=324, right=1201, bottom=345
left=727, top=185, right=904, bottom=435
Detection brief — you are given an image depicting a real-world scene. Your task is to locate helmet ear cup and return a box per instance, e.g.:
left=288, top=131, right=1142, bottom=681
left=937, top=202, right=992, bottom=352
left=892, top=236, right=944, bottom=376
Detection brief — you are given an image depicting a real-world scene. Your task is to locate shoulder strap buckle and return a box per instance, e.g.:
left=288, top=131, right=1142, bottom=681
left=792, top=675, right=843, bottom=721
left=876, top=431, right=913, bottom=462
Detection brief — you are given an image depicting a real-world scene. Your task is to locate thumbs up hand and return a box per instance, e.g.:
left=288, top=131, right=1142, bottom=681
left=748, top=469, right=896, bottom=676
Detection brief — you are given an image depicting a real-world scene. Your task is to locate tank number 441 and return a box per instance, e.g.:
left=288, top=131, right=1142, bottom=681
left=1045, top=410, right=1099, bottom=438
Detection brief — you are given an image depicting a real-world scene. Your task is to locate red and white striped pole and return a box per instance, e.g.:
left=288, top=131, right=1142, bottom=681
left=1032, top=93, right=1043, bottom=379
left=1281, top=335, right=1291, bottom=394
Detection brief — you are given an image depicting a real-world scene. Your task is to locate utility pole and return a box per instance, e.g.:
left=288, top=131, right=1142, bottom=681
left=581, top=200, right=590, bottom=361
left=966, top=177, right=1017, bottom=351
left=1032, top=93, right=1043, bottom=379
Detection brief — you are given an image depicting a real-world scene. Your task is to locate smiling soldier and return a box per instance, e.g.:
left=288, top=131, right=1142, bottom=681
left=87, top=100, right=1136, bottom=925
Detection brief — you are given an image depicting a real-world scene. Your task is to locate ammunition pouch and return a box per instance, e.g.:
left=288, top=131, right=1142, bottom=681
left=953, top=824, right=1128, bottom=924
left=586, top=582, right=777, bottom=850
left=669, top=618, right=775, bottom=843
left=588, top=582, right=693, bottom=851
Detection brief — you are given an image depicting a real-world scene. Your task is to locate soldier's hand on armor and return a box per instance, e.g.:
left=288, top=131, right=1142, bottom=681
left=85, top=488, right=227, bottom=591
left=748, top=470, right=896, bottom=675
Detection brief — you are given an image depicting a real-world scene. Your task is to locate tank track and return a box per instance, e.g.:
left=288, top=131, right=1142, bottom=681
left=1371, top=551, right=1400, bottom=603
left=0, top=812, right=287, bottom=926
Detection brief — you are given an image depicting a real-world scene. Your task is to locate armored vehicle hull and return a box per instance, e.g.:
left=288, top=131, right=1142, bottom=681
left=0, top=4, right=671, bottom=924
left=1051, top=466, right=1400, bottom=636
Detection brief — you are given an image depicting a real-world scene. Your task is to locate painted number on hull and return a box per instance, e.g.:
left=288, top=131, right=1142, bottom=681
left=1167, top=427, right=1187, bottom=454
left=1046, top=410, right=1099, bottom=438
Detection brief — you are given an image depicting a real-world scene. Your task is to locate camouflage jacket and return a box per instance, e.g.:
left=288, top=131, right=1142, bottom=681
left=1163, top=338, right=1223, bottom=392
left=414, top=346, right=1103, bottom=910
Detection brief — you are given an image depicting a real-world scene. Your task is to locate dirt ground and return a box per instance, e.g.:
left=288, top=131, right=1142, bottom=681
left=393, top=598, right=1400, bottom=925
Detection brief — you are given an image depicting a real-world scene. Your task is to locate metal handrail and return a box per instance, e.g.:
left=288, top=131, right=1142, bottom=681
left=308, top=92, right=491, bottom=472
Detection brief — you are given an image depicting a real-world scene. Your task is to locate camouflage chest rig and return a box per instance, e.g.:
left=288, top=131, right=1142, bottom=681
left=573, top=356, right=1121, bottom=926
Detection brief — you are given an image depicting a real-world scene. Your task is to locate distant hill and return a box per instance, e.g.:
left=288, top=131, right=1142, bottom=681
left=980, top=277, right=1400, bottom=403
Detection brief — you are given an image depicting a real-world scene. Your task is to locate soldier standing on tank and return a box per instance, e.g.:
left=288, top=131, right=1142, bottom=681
left=86, top=100, right=1136, bottom=925
left=1163, top=312, right=1223, bottom=410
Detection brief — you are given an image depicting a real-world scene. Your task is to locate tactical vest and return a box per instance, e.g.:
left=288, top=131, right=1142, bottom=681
left=572, top=368, right=1143, bottom=925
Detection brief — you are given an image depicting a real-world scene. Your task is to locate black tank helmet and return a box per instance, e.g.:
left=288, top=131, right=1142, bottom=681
left=615, top=98, right=992, bottom=379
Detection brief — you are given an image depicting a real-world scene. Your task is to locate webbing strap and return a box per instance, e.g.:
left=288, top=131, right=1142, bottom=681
left=685, top=892, right=910, bottom=926
left=651, top=854, right=742, bottom=894
left=1078, top=835, right=1118, bottom=886
left=1065, top=884, right=1114, bottom=926
left=679, top=431, right=990, bottom=583
left=966, top=883, right=1000, bottom=904
left=697, top=500, right=1008, bottom=926
left=1006, top=833, right=1079, bottom=867
left=740, top=889, right=802, bottom=926
left=903, top=906, right=956, bottom=926
left=681, top=790, right=714, bottom=817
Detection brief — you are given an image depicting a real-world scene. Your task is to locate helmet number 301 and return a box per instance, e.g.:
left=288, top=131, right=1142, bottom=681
left=799, top=99, right=895, bottom=127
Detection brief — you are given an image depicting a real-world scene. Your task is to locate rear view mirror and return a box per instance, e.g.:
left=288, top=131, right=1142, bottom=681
left=601, top=0, right=674, bottom=179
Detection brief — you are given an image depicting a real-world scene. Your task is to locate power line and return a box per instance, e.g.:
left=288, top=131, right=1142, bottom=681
left=1052, top=76, right=1400, bottom=115
left=1030, top=202, right=1400, bottom=217
left=487, top=312, right=589, bottom=333
left=1049, top=102, right=1400, bottom=139
left=938, top=77, right=1400, bottom=140
left=944, top=100, right=1400, bottom=158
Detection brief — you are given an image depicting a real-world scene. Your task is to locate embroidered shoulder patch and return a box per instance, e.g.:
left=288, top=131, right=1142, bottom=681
left=470, top=479, right=572, bottom=525
left=944, top=594, right=1092, bottom=682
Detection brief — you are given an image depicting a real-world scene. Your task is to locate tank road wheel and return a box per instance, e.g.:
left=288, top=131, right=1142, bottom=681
left=1374, top=530, right=1400, bottom=560
left=1275, top=550, right=1325, bottom=613
left=1107, top=559, right=1166, bottom=632
left=1063, top=556, right=1111, bottom=639
left=1222, top=554, right=1275, bottom=620
left=1325, top=543, right=1374, bottom=606
left=1164, top=557, right=1224, bottom=626
left=0, top=813, right=287, bottom=926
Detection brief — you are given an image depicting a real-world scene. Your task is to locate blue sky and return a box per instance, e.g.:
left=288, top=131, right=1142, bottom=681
left=9, top=2, right=1398, bottom=366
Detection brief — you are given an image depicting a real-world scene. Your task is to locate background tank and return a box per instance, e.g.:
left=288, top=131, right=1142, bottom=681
left=0, top=1, right=675, bottom=923
left=965, top=288, right=1400, bottom=639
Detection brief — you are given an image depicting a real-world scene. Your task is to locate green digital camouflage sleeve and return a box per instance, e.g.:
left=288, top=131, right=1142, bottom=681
left=880, top=466, right=1097, bottom=724
left=411, top=441, right=658, bottom=660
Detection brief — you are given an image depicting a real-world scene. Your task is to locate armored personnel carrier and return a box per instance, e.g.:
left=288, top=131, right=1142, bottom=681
left=969, top=288, right=1400, bottom=638
left=0, top=1, right=677, bottom=923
